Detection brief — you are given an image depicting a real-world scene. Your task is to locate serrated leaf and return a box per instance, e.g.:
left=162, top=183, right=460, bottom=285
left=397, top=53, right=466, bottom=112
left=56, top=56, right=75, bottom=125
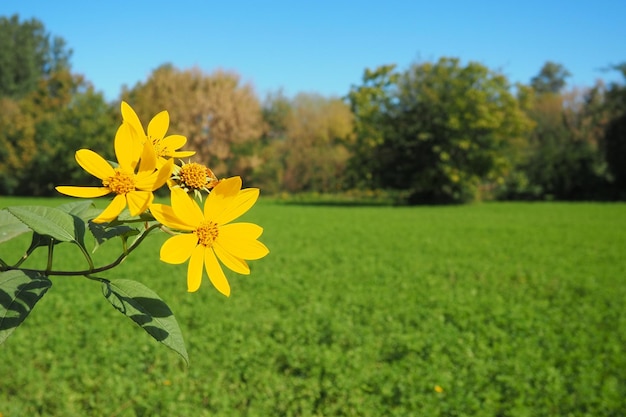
left=113, top=208, right=155, bottom=223
left=0, top=270, right=52, bottom=345
left=57, top=200, right=100, bottom=221
left=102, top=279, right=189, bottom=365
left=0, top=209, right=30, bottom=244
left=7, top=206, right=79, bottom=243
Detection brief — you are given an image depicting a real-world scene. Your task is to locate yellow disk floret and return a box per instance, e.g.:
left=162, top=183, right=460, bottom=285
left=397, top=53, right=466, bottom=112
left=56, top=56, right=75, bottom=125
left=179, top=163, right=210, bottom=190
left=102, top=169, right=136, bottom=195
left=195, top=220, right=219, bottom=247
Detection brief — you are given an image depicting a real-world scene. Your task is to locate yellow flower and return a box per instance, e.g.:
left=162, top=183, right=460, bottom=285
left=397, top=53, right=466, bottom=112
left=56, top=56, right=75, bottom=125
left=434, top=385, right=444, bottom=393
left=169, top=161, right=220, bottom=200
left=121, top=101, right=195, bottom=166
left=150, top=177, right=269, bottom=296
left=56, top=123, right=173, bottom=223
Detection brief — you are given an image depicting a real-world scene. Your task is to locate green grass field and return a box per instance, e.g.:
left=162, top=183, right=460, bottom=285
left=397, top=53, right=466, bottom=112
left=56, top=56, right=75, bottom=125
left=1, top=197, right=625, bottom=416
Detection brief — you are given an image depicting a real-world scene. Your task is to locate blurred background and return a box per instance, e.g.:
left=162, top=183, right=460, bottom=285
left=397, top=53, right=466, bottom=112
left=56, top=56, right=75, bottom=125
left=0, top=0, right=625, bottom=203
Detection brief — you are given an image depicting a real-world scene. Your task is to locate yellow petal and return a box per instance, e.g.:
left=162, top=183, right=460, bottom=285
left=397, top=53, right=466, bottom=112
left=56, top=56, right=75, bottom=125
left=56, top=186, right=110, bottom=198
left=213, top=241, right=250, bottom=274
left=121, top=101, right=146, bottom=138
left=93, top=194, right=127, bottom=223
left=187, top=244, right=205, bottom=292
left=136, top=158, right=172, bottom=191
left=204, top=176, right=242, bottom=222
left=204, top=247, right=230, bottom=296
left=75, top=149, right=115, bottom=180
left=171, top=188, right=204, bottom=226
left=148, top=110, right=169, bottom=141
left=137, top=139, right=157, bottom=175
left=126, top=190, right=153, bottom=216
left=216, top=231, right=269, bottom=260
left=150, top=204, right=195, bottom=231
left=156, top=156, right=171, bottom=169
left=215, top=188, right=259, bottom=225
left=139, top=141, right=158, bottom=173
left=160, top=134, right=187, bottom=152
left=170, top=150, right=196, bottom=158
left=114, top=123, right=140, bottom=170
left=160, top=233, right=198, bottom=264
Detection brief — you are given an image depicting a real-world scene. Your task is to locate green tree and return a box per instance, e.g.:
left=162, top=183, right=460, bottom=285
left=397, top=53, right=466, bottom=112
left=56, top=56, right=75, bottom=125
left=345, top=64, right=399, bottom=188
left=0, top=14, right=72, bottom=99
left=602, top=64, right=626, bottom=194
left=530, top=61, right=571, bottom=95
left=348, top=58, right=532, bottom=203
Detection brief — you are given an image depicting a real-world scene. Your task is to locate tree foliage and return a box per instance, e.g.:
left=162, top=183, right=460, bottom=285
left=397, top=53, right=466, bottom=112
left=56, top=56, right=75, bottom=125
left=0, top=71, right=116, bottom=195
left=347, top=58, right=533, bottom=203
left=530, top=61, right=571, bottom=95
left=602, top=65, right=626, bottom=193
left=0, top=15, right=115, bottom=196
left=0, top=14, right=71, bottom=99
left=345, top=64, right=399, bottom=188
left=499, top=62, right=617, bottom=201
left=515, top=88, right=607, bottom=199
left=252, top=92, right=354, bottom=193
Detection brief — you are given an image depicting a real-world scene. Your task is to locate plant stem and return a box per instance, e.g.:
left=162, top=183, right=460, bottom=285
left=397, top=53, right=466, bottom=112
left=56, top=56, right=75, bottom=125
left=76, top=241, right=95, bottom=270
left=3, top=224, right=161, bottom=277
left=45, top=238, right=55, bottom=273
left=11, top=243, right=37, bottom=268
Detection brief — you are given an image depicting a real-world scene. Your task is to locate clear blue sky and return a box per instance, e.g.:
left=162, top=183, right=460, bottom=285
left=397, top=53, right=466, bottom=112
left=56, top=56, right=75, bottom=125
left=2, top=0, right=625, bottom=102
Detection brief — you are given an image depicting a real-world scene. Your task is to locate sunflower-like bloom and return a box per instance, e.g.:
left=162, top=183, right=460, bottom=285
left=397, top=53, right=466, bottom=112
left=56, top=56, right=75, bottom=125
left=150, top=177, right=269, bottom=296
left=169, top=161, right=220, bottom=200
left=121, top=101, right=195, bottom=166
left=56, top=123, right=173, bottom=223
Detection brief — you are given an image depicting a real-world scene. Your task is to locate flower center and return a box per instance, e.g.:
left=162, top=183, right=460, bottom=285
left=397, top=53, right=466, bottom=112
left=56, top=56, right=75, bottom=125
left=195, top=220, right=219, bottom=247
left=179, top=163, right=210, bottom=189
left=103, top=169, right=136, bottom=194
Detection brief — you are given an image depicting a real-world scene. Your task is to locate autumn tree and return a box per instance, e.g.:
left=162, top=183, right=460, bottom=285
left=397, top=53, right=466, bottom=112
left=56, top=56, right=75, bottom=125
left=121, top=65, right=264, bottom=176
left=251, top=92, right=354, bottom=193
left=281, top=93, right=353, bottom=192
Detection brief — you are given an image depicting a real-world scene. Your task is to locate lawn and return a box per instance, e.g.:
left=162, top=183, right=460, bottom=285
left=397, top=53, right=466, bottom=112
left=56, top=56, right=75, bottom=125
left=0, top=197, right=625, bottom=416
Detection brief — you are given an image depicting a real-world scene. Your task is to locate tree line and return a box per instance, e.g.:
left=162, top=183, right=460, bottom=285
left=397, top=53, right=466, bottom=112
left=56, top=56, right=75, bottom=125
left=1, top=15, right=624, bottom=203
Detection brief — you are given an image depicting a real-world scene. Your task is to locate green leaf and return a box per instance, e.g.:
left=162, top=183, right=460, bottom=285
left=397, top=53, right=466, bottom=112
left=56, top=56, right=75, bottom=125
left=56, top=201, right=97, bottom=255
left=89, top=223, right=139, bottom=252
left=7, top=206, right=80, bottom=243
left=24, top=232, right=56, bottom=253
left=0, top=209, right=30, bottom=244
left=113, top=208, right=155, bottom=223
left=102, top=279, right=189, bottom=365
left=0, top=270, right=52, bottom=345
left=57, top=200, right=100, bottom=221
